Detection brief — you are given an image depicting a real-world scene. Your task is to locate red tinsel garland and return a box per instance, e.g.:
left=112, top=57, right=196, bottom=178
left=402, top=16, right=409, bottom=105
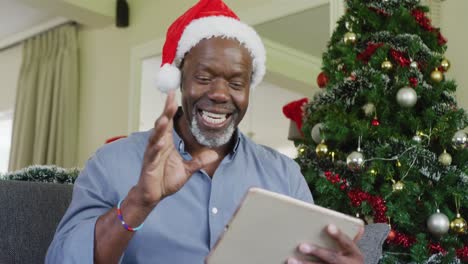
left=323, top=171, right=467, bottom=259
left=429, top=243, right=447, bottom=255
left=357, top=43, right=384, bottom=63
left=390, top=49, right=411, bottom=67
left=411, top=9, right=447, bottom=46
left=456, top=246, right=468, bottom=262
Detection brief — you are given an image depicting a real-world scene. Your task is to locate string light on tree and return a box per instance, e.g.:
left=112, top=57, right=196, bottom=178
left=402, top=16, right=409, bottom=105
left=392, top=180, right=405, bottom=192
left=410, top=60, right=418, bottom=69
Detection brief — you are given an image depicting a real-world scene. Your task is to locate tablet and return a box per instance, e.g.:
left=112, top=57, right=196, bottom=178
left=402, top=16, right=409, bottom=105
left=206, top=187, right=364, bottom=263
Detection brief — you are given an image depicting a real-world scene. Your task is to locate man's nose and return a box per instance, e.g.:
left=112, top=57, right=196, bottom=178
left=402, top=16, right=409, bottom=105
left=207, top=78, right=229, bottom=103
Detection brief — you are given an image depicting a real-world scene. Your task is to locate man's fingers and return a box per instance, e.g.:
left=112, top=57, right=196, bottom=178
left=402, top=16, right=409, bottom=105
left=353, top=226, right=365, bottom=243
left=297, top=243, right=342, bottom=264
left=149, top=91, right=178, bottom=146
left=149, top=116, right=169, bottom=145
left=325, top=224, right=360, bottom=255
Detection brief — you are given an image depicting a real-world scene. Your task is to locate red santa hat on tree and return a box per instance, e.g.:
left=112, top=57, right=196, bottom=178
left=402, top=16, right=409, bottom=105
left=156, top=0, right=266, bottom=93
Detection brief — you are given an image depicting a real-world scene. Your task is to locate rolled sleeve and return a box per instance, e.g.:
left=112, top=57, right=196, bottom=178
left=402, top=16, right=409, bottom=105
left=46, top=151, right=119, bottom=263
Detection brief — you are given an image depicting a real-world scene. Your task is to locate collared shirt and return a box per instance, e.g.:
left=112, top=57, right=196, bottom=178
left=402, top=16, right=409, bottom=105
left=46, top=128, right=313, bottom=263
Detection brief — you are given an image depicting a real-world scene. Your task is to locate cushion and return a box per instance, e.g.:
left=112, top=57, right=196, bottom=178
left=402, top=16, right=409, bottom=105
left=0, top=180, right=73, bottom=264
left=359, top=223, right=390, bottom=264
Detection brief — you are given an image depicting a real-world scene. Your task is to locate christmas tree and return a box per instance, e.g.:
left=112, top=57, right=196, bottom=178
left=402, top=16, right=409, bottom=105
left=294, top=0, right=467, bottom=262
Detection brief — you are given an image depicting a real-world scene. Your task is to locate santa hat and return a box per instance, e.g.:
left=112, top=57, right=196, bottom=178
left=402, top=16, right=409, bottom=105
left=156, top=0, right=266, bottom=93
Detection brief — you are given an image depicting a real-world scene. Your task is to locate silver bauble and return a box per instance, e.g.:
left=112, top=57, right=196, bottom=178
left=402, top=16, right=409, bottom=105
left=311, top=123, right=324, bottom=144
left=452, top=130, right=467, bottom=150
left=427, top=210, right=450, bottom=237
left=346, top=151, right=365, bottom=172
left=396, top=87, right=417, bottom=108
left=410, top=61, right=418, bottom=69
left=438, top=150, right=452, bottom=166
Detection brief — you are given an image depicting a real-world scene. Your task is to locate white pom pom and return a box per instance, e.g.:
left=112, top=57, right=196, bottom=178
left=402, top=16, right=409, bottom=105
left=156, top=63, right=181, bottom=93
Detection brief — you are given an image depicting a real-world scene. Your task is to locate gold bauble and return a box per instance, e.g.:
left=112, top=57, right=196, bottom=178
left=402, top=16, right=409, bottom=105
left=430, top=68, right=444, bottom=83
left=438, top=150, right=452, bottom=166
left=344, top=32, right=357, bottom=45
left=450, top=214, right=467, bottom=234
left=392, top=181, right=405, bottom=192
left=440, top=58, right=451, bottom=72
left=315, top=141, right=329, bottom=158
left=381, top=59, right=393, bottom=72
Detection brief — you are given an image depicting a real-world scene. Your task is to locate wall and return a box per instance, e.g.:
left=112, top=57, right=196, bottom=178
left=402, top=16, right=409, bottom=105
left=77, top=0, right=275, bottom=165
left=441, top=0, right=468, bottom=110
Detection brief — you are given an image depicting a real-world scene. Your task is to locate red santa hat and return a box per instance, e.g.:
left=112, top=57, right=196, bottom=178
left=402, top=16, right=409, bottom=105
left=156, top=0, right=266, bottom=93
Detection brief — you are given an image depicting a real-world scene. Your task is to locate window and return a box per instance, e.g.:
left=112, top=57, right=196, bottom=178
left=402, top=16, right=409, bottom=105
left=0, top=44, right=22, bottom=173
left=0, top=111, right=13, bottom=173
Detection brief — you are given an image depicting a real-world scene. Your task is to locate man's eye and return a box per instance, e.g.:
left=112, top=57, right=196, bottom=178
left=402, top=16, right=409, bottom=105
left=195, top=76, right=211, bottom=83
left=230, top=82, right=244, bottom=89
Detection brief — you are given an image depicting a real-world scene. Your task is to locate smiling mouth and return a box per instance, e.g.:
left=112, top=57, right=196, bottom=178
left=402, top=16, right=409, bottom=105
left=197, top=109, right=233, bottom=128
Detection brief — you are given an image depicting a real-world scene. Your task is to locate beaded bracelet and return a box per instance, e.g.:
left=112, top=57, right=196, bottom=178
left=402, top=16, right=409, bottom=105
left=117, top=198, right=144, bottom=232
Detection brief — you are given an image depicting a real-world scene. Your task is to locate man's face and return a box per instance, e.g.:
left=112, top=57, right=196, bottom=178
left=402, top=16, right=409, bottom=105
left=180, top=37, right=253, bottom=148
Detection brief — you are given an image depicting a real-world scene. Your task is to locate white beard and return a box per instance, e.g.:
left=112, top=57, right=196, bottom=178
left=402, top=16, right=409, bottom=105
left=190, top=108, right=237, bottom=148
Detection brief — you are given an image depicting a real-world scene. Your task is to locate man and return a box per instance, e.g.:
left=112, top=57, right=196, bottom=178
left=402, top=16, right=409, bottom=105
left=47, top=0, right=364, bottom=263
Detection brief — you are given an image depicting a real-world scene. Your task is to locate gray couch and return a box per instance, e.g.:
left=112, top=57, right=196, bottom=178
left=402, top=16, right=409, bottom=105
left=0, top=179, right=389, bottom=264
left=0, top=180, right=73, bottom=264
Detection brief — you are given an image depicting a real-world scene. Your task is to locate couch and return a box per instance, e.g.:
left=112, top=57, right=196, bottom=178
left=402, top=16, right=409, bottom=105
left=0, top=167, right=389, bottom=264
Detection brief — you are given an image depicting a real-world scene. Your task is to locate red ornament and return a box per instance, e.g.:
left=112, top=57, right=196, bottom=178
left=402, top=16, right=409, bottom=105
left=411, top=8, right=447, bottom=46
left=371, top=117, right=380, bottom=126
left=387, top=229, right=396, bottom=240
left=317, top=72, right=329, bottom=88
left=409, top=77, right=418, bottom=87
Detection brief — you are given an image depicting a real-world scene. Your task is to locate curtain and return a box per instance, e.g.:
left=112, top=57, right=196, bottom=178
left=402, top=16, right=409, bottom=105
left=9, top=24, right=79, bottom=171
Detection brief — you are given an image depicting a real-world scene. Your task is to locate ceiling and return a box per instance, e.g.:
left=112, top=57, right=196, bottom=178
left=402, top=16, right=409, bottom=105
left=0, top=0, right=329, bottom=61
left=0, top=0, right=55, bottom=41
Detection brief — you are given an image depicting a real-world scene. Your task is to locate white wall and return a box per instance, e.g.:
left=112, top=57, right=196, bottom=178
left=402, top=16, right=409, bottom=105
left=441, top=0, right=468, bottom=110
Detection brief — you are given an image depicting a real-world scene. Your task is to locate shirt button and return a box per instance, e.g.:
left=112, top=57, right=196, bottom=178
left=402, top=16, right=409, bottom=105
left=212, top=207, right=218, bottom=215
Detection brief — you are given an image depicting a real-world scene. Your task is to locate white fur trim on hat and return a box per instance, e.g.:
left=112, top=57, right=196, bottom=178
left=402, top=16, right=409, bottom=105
left=175, top=16, right=266, bottom=90
left=156, top=63, right=181, bottom=93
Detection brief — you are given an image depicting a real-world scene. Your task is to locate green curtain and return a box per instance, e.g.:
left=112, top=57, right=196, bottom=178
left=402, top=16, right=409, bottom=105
left=9, top=24, right=79, bottom=171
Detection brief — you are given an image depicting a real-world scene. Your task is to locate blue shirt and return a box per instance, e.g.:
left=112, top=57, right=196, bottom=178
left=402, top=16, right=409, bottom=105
left=46, top=129, right=313, bottom=263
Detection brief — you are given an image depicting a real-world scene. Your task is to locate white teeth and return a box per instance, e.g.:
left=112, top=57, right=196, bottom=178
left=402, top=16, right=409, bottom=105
left=201, top=110, right=227, bottom=124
